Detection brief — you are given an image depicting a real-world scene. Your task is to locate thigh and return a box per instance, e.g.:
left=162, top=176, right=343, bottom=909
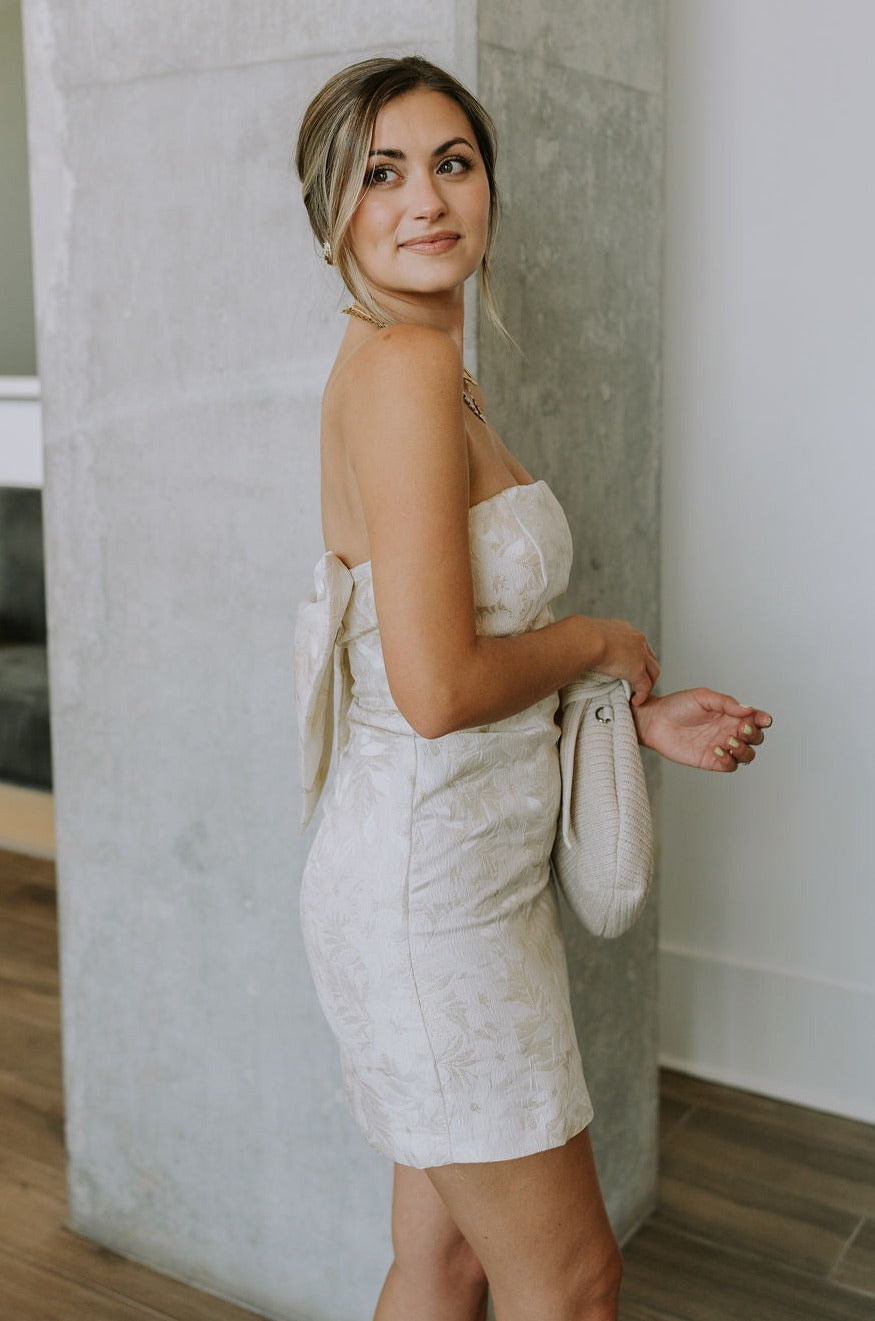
left=425, top=1127, right=620, bottom=1318
left=391, top=1162, right=482, bottom=1268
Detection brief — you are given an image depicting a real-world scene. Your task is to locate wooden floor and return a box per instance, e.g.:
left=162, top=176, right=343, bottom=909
left=621, top=1071, right=875, bottom=1319
left=2, top=843, right=874, bottom=1320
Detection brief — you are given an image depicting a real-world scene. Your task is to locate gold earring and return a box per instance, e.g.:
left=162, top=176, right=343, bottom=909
left=322, top=239, right=332, bottom=265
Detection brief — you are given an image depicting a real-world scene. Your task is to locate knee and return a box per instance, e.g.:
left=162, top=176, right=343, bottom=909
left=536, top=1233, right=622, bottom=1320
left=572, top=1236, right=623, bottom=1313
left=596, top=1239, right=623, bottom=1298
left=395, top=1227, right=487, bottom=1298
left=440, top=1232, right=489, bottom=1295
left=444, top=1232, right=490, bottom=1295
left=455, top=1233, right=490, bottom=1291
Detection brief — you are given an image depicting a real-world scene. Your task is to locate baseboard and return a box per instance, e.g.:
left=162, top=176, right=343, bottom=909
left=659, top=943, right=875, bottom=1124
left=0, top=781, right=55, bottom=857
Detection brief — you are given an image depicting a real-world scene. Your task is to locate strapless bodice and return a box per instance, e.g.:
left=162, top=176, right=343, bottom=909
left=295, top=480, right=573, bottom=830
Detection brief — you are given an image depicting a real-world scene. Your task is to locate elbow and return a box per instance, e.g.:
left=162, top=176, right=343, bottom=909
left=390, top=675, right=467, bottom=740
left=407, top=707, right=459, bottom=740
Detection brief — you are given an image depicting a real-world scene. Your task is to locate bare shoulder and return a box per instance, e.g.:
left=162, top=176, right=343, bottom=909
left=334, top=323, right=463, bottom=415
left=327, top=323, right=468, bottom=502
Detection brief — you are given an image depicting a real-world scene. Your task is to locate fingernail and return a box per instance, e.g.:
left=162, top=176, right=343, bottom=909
left=762, top=715, right=773, bottom=728
left=742, top=725, right=754, bottom=736
left=728, top=737, right=741, bottom=749
left=714, top=746, right=725, bottom=757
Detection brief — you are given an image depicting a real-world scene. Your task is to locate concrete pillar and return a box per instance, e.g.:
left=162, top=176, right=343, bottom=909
left=22, top=0, right=661, bottom=1315
left=479, top=0, right=665, bottom=1236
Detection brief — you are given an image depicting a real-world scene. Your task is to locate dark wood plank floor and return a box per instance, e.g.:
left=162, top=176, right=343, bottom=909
left=621, top=1072, right=875, bottom=1318
left=2, top=843, right=874, bottom=1319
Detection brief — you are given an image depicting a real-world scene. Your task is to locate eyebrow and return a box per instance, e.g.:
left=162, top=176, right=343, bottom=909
left=367, top=136, right=475, bottom=160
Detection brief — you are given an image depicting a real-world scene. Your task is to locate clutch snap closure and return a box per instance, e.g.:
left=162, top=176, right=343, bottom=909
left=595, top=704, right=614, bottom=724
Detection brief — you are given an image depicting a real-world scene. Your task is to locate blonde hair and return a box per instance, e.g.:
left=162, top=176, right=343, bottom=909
left=294, top=55, right=508, bottom=337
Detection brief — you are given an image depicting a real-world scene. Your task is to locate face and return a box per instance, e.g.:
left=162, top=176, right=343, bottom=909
left=346, top=89, right=491, bottom=310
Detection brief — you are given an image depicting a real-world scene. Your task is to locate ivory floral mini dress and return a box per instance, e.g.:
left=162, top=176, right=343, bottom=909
left=294, top=479, right=592, bottom=1168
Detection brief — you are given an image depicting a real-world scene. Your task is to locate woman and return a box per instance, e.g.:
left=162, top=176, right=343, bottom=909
left=294, top=56, right=771, bottom=1321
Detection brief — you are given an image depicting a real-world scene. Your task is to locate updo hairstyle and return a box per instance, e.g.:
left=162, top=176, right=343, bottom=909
left=294, top=55, right=505, bottom=332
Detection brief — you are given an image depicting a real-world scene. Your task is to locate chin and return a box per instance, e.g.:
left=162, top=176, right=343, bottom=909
left=398, top=263, right=481, bottom=295
left=366, top=278, right=463, bottom=304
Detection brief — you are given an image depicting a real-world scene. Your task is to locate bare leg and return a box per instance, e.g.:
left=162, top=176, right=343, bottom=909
left=374, top=1162, right=489, bottom=1321
left=426, top=1127, right=621, bottom=1321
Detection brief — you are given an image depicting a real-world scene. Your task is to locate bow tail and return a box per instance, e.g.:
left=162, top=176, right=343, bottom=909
left=295, top=553, right=354, bottom=832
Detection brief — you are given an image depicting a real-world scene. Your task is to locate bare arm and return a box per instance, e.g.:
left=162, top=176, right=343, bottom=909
left=339, top=324, right=657, bottom=738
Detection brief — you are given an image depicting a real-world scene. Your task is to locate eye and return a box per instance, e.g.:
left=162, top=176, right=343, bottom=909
left=437, top=155, right=474, bottom=176
left=365, top=163, right=399, bottom=186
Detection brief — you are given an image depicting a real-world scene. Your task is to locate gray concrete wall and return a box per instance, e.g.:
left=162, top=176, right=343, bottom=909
left=22, top=2, right=474, bottom=1317
left=22, top=0, right=661, bottom=1315
left=479, top=0, right=665, bottom=1237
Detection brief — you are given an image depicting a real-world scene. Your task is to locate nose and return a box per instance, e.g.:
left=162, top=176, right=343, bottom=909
left=410, top=168, right=448, bottom=221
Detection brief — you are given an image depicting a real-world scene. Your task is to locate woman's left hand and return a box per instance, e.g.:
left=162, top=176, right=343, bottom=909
left=633, top=688, right=772, bottom=771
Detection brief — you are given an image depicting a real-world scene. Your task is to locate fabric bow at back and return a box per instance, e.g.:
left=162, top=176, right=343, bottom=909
left=294, top=552, right=354, bottom=832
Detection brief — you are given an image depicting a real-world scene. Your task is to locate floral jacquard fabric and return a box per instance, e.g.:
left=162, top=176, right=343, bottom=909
left=294, top=481, right=593, bottom=1167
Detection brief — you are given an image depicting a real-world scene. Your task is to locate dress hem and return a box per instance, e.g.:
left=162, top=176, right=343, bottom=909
left=361, top=1106, right=595, bottom=1170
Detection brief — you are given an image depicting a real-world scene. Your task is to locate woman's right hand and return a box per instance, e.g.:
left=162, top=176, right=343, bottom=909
left=581, top=617, right=660, bottom=706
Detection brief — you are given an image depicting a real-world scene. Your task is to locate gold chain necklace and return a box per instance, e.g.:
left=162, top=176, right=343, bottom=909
left=341, top=303, right=486, bottom=423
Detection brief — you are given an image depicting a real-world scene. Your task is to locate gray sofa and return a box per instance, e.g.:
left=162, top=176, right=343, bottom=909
left=0, top=487, right=52, bottom=789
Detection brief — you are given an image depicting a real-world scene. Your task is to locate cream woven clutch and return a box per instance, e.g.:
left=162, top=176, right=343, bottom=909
left=551, top=673, right=654, bottom=938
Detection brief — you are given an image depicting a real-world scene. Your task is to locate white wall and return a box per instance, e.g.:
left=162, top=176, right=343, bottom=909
left=661, top=0, right=875, bottom=1122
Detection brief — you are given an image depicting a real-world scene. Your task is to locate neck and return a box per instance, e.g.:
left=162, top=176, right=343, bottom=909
left=357, top=284, right=466, bottom=354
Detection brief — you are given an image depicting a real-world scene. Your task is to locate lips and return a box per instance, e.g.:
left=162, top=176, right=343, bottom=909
left=399, top=231, right=460, bottom=254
